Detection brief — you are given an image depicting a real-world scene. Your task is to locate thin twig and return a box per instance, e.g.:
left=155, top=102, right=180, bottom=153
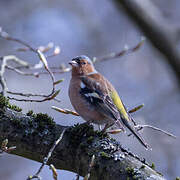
left=7, top=89, right=61, bottom=103
left=49, top=164, right=58, bottom=180
left=128, top=104, right=144, bottom=113
left=16, top=42, right=60, bottom=59
left=6, top=64, right=68, bottom=83
left=92, top=36, right=145, bottom=63
left=0, top=29, right=61, bottom=102
left=51, top=103, right=145, bottom=117
left=51, top=106, right=79, bottom=116
left=27, top=129, right=66, bottom=180
left=6, top=65, right=39, bottom=77
left=3, top=33, right=37, bottom=52
left=0, top=55, right=29, bottom=95
left=36, top=68, right=71, bottom=75
left=84, top=155, right=95, bottom=180
left=7, top=90, right=61, bottom=103
left=7, top=65, right=71, bottom=76
left=7, top=91, right=52, bottom=98
left=46, top=46, right=61, bottom=58
left=36, top=49, right=56, bottom=97
left=128, top=124, right=176, bottom=138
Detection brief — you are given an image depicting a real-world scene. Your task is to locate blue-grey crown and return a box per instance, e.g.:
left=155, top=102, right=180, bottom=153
left=72, top=55, right=93, bottom=65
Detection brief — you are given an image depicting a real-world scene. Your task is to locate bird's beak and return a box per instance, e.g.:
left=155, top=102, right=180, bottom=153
left=69, top=60, right=78, bottom=67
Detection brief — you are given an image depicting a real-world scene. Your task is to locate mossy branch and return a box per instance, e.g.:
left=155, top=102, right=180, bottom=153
left=0, top=99, right=165, bottom=180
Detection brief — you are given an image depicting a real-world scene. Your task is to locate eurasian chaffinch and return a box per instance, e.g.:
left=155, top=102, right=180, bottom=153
left=69, top=55, right=149, bottom=149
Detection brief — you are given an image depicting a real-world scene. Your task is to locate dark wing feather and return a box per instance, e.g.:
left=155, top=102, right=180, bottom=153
left=80, top=75, right=120, bottom=121
left=81, top=75, right=149, bottom=149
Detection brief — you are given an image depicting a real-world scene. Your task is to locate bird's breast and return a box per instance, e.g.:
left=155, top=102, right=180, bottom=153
left=68, top=77, right=108, bottom=124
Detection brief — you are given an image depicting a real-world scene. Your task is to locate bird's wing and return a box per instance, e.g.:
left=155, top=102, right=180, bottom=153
left=81, top=74, right=150, bottom=149
left=80, top=75, right=121, bottom=122
left=105, top=79, right=150, bottom=149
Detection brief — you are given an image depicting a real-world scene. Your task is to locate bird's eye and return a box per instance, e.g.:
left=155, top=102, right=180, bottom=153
left=81, top=61, right=86, bottom=65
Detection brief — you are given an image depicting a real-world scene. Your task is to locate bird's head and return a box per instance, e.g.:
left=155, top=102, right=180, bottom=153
left=69, top=55, right=96, bottom=76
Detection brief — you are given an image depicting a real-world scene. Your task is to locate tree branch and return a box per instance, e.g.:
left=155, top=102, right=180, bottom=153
left=114, top=0, right=180, bottom=86
left=0, top=103, right=165, bottom=179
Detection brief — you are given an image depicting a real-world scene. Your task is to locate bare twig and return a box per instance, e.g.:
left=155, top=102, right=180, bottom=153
left=46, top=46, right=61, bottom=58
left=92, top=36, right=145, bottom=63
left=51, top=106, right=79, bottom=116
left=36, top=68, right=71, bottom=75
left=49, top=164, right=58, bottom=180
left=0, top=55, right=29, bottom=95
left=37, top=42, right=54, bottom=53
left=51, top=103, right=144, bottom=117
left=84, top=155, right=95, bottom=180
left=7, top=80, right=62, bottom=100
left=128, top=104, right=144, bottom=113
left=6, top=65, right=39, bottom=77
left=128, top=124, right=176, bottom=138
left=6, top=64, right=70, bottom=79
left=16, top=42, right=60, bottom=59
left=7, top=91, right=53, bottom=98
left=0, top=29, right=62, bottom=102
left=107, top=129, right=122, bottom=134
left=27, top=129, right=66, bottom=180
left=8, top=89, right=60, bottom=103
left=36, top=49, right=55, bottom=97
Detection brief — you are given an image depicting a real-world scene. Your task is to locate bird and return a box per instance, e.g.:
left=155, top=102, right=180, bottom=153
left=68, top=55, right=150, bottom=149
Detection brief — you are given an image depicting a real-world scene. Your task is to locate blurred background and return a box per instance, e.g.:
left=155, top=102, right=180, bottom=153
left=0, top=0, right=180, bottom=179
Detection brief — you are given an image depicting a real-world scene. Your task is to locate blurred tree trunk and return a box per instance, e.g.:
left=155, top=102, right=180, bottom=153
left=0, top=105, right=165, bottom=180
left=114, top=0, right=180, bottom=87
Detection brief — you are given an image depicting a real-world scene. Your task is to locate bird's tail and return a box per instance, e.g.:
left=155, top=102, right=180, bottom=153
left=121, top=116, right=151, bottom=150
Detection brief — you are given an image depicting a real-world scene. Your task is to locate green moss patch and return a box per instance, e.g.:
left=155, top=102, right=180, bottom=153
left=0, top=95, right=22, bottom=112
